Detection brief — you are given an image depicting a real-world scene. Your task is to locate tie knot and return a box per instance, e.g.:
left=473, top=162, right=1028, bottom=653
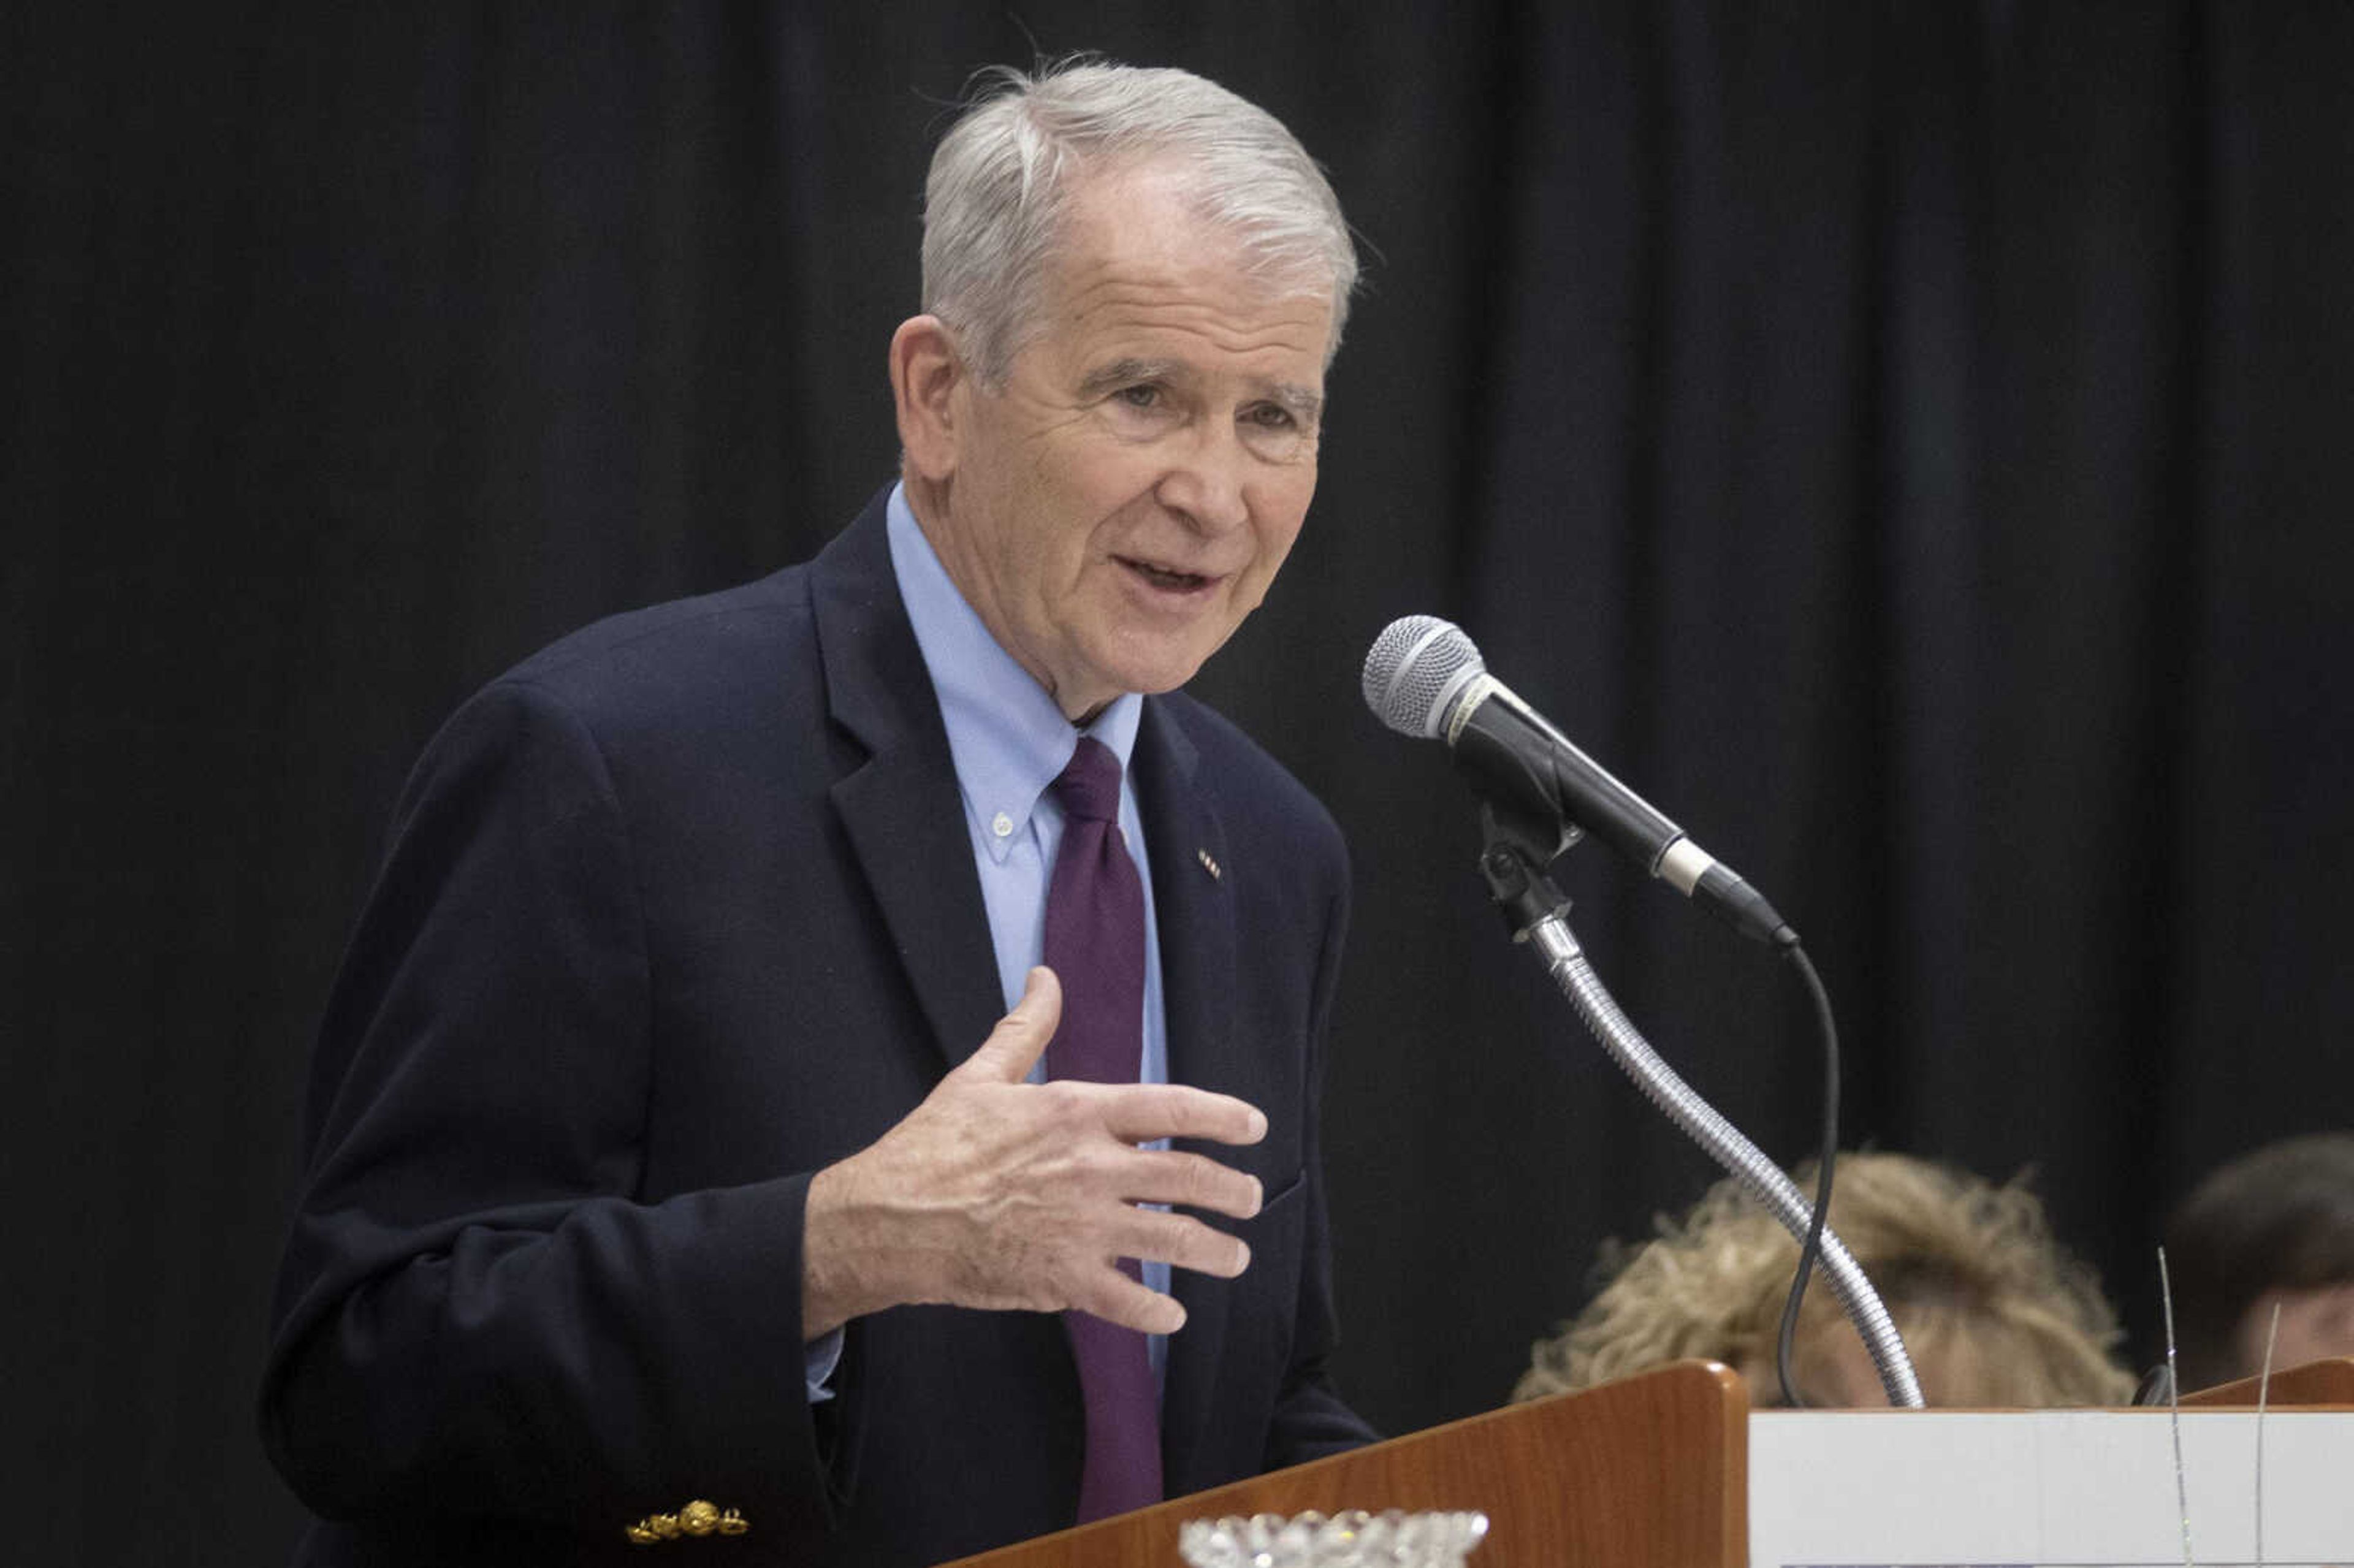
left=1052, top=736, right=1124, bottom=823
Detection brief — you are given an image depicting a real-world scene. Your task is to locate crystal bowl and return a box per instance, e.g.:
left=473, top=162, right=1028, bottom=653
left=1176, top=1508, right=1490, bottom=1568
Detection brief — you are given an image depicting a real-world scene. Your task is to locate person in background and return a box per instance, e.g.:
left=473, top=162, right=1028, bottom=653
left=2163, top=1130, right=2354, bottom=1390
left=1514, top=1151, right=2136, bottom=1408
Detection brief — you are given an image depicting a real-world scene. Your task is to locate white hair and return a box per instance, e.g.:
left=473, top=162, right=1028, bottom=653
left=921, top=60, right=1359, bottom=386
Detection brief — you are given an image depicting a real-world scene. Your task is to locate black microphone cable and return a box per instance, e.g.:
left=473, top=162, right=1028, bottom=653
left=1775, top=942, right=1840, bottom=1409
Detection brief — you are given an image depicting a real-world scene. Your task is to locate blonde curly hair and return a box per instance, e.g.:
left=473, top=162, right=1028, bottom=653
left=1514, top=1152, right=2135, bottom=1407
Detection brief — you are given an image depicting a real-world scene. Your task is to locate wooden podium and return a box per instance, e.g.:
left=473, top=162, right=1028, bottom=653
left=2178, top=1352, right=2354, bottom=1407
left=937, top=1359, right=1747, bottom=1568
left=939, top=1357, right=2354, bottom=1568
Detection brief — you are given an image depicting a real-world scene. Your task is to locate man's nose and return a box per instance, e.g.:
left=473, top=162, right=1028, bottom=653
left=1156, top=422, right=1252, bottom=535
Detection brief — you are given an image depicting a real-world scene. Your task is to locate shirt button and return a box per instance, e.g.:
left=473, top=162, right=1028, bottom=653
left=991, top=812, right=1014, bottom=839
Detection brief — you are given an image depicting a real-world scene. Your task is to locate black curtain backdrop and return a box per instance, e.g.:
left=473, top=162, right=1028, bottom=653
left=7, top=5, right=2350, bottom=1562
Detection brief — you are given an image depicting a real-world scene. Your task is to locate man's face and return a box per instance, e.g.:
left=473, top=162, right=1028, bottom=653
left=923, top=162, right=1334, bottom=720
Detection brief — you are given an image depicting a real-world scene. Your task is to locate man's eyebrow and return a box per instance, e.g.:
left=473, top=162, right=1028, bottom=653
left=1075, top=359, right=1324, bottom=421
left=1264, top=382, right=1325, bottom=421
left=1076, top=357, right=1181, bottom=399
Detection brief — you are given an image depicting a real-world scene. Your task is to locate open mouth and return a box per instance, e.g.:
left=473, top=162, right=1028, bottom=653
left=1120, top=557, right=1216, bottom=593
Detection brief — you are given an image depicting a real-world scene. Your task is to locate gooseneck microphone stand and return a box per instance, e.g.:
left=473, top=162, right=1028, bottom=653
left=1474, top=802, right=1924, bottom=1409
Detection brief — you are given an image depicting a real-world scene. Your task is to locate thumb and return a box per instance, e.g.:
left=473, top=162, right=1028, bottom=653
left=958, top=965, right=1062, bottom=1084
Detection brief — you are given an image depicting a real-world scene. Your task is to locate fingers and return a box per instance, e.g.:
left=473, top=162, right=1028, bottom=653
left=1072, top=1268, right=1189, bottom=1336
left=1065, top=1210, right=1255, bottom=1334
left=957, top=966, right=1062, bottom=1084
left=1097, top=1083, right=1267, bottom=1147
left=956, top=970, right=1267, bottom=1149
left=899, top=965, right=1271, bottom=1334
left=1109, top=1147, right=1263, bottom=1221
left=1108, top=1204, right=1253, bottom=1282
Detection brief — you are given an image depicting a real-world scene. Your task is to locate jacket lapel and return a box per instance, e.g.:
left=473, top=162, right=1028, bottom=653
left=811, top=494, right=1004, bottom=1071
left=1132, top=698, right=1245, bottom=1486
left=814, top=504, right=1257, bottom=1486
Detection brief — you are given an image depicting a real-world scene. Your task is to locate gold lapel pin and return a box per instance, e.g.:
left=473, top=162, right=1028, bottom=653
left=625, top=1499, right=747, bottom=1545
left=1197, top=848, right=1222, bottom=880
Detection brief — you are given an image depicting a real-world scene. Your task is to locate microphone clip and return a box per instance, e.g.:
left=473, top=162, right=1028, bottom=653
left=1477, top=802, right=1576, bottom=945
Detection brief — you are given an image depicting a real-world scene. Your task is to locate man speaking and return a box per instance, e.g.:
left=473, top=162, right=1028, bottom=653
left=261, top=60, right=1376, bottom=1566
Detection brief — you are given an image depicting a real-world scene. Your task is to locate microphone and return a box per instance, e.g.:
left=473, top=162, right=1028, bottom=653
left=1362, top=615, right=1796, bottom=946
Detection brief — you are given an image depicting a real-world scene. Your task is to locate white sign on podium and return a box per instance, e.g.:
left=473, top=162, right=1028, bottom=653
left=1748, top=1409, right=2352, bottom=1567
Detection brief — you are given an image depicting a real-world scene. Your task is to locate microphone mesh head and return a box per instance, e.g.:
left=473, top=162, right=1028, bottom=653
left=1361, top=615, right=1485, bottom=738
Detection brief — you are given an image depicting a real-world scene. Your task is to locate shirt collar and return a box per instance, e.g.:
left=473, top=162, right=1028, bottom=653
left=886, top=484, right=1141, bottom=861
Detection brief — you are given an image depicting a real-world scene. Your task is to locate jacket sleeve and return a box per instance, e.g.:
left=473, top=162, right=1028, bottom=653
left=259, top=678, right=839, bottom=1540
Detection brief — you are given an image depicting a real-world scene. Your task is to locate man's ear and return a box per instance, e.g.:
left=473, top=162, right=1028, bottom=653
left=891, top=315, right=966, bottom=482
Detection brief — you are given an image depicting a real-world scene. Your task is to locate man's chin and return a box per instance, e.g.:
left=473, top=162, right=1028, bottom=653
left=1074, top=648, right=1218, bottom=708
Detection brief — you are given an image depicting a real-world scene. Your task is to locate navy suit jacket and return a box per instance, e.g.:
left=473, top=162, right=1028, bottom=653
left=261, top=492, right=1373, bottom=1566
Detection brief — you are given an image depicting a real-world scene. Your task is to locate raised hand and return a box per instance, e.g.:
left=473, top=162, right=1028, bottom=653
left=801, top=967, right=1268, bottom=1340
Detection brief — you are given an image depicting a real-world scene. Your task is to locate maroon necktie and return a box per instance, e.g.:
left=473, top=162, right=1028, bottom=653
left=1042, top=736, right=1162, bottom=1521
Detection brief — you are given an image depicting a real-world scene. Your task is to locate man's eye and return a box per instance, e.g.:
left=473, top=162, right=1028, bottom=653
left=1246, top=402, right=1316, bottom=439
left=1115, top=384, right=1162, bottom=409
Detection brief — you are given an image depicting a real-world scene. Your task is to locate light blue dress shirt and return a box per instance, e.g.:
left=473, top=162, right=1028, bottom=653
left=805, top=485, right=1172, bottom=1398
left=884, top=485, right=1169, bottom=1106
